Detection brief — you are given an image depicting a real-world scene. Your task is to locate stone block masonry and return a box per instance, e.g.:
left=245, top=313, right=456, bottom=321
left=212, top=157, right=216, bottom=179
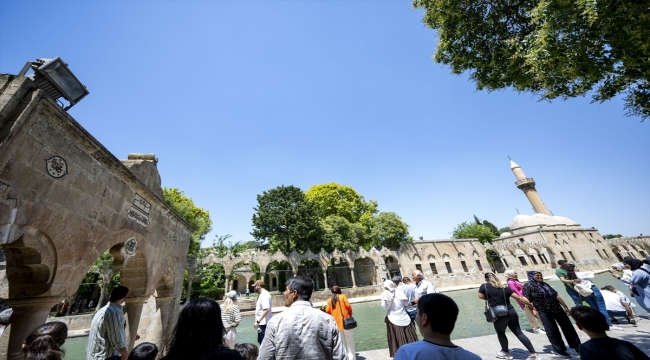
left=0, top=75, right=193, bottom=359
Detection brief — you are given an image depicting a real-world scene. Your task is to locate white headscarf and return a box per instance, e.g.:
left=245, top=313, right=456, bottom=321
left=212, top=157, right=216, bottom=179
left=382, top=280, right=407, bottom=302
left=503, top=270, right=517, bottom=280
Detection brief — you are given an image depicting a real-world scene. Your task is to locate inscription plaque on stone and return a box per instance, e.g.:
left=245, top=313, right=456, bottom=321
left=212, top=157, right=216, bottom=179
left=133, top=193, right=151, bottom=214
left=120, top=238, right=138, bottom=266
left=127, top=193, right=151, bottom=227
left=127, top=206, right=149, bottom=227
left=45, top=156, right=68, bottom=178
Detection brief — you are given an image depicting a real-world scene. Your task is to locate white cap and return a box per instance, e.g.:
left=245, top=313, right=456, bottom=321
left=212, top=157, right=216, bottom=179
left=226, top=290, right=237, bottom=299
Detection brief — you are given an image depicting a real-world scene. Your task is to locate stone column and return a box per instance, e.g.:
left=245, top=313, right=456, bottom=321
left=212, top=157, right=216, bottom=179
left=323, top=268, right=330, bottom=289
left=224, top=277, right=230, bottom=292
left=349, top=267, right=357, bottom=289
left=150, top=296, right=174, bottom=354
left=3, top=296, right=60, bottom=360
left=375, top=266, right=382, bottom=287
left=124, top=297, right=147, bottom=351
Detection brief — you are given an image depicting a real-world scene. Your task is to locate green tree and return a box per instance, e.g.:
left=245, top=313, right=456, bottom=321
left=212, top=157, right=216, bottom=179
left=452, top=221, right=496, bottom=244
left=602, top=234, right=623, bottom=239
left=305, top=183, right=378, bottom=226
left=498, top=227, right=511, bottom=234
left=321, top=215, right=367, bottom=252
left=251, top=185, right=323, bottom=253
left=371, top=212, right=413, bottom=249
left=473, top=215, right=500, bottom=238
left=413, top=0, right=650, bottom=120
left=162, top=187, right=213, bottom=255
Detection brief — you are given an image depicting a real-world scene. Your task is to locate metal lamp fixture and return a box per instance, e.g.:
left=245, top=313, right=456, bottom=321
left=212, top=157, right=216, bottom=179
left=19, top=57, right=89, bottom=110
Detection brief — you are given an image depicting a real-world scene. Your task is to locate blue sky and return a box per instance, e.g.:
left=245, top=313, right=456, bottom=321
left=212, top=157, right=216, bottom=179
left=2, top=1, right=648, bottom=246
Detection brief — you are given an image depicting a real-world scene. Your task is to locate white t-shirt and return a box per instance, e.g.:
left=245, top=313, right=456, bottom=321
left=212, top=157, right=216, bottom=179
left=382, top=290, right=411, bottom=326
left=394, top=340, right=481, bottom=360
left=414, top=280, right=436, bottom=299
left=256, top=289, right=273, bottom=325
left=602, top=290, right=626, bottom=312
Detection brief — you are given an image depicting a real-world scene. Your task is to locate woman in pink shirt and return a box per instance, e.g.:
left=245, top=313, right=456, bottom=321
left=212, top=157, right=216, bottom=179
left=504, top=270, right=545, bottom=334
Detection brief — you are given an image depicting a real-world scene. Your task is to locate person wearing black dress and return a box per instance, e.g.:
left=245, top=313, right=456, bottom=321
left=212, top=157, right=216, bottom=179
left=162, top=298, right=243, bottom=360
left=522, top=270, right=581, bottom=358
left=478, top=273, right=539, bottom=360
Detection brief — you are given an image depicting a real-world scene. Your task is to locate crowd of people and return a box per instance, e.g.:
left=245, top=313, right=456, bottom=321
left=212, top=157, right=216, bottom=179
left=12, top=255, right=650, bottom=360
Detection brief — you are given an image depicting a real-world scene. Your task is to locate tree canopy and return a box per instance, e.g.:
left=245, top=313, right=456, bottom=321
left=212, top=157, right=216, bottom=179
left=251, top=185, right=322, bottom=253
left=452, top=221, right=497, bottom=244
left=413, top=0, right=650, bottom=120
left=371, top=212, right=413, bottom=249
left=163, top=187, right=212, bottom=255
left=306, top=183, right=378, bottom=251
left=305, top=183, right=378, bottom=226
left=602, top=234, right=623, bottom=239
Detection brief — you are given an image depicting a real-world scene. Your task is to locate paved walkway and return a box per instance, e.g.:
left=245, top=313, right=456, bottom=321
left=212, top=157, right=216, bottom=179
left=357, top=320, right=649, bottom=360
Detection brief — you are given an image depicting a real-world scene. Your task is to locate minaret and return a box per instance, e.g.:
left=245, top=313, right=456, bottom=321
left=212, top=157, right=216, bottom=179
left=510, top=160, right=552, bottom=215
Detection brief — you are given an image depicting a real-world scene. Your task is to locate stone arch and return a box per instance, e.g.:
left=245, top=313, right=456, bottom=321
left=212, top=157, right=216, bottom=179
left=112, top=240, right=148, bottom=298
left=382, top=255, right=401, bottom=279
left=231, top=274, right=247, bottom=294
left=412, top=253, right=422, bottom=262
left=609, top=246, right=624, bottom=261
left=265, top=260, right=293, bottom=291
left=298, top=259, right=325, bottom=291
left=231, top=260, right=260, bottom=289
left=457, top=252, right=465, bottom=259
left=353, top=257, right=376, bottom=286
left=328, top=257, right=353, bottom=288
left=2, top=226, right=56, bottom=299
left=427, top=254, right=435, bottom=261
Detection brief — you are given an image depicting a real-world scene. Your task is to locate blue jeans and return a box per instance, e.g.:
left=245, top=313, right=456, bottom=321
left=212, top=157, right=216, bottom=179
left=607, top=310, right=627, bottom=317
left=565, top=288, right=584, bottom=307
left=583, top=286, right=613, bottom=326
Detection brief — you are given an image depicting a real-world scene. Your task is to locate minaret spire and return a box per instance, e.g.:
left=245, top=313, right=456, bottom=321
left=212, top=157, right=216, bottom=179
left=509, top=159, right=551, bottom=215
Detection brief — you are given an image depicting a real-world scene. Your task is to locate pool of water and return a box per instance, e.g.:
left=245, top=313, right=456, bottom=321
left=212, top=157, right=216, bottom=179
left=62, top=273, right=646, bottom=358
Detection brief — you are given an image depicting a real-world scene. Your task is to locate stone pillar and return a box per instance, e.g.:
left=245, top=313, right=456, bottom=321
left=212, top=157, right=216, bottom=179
left=150, top=296, right=174, bottom=354
left=375, top=266, right=384, bottom=287
left=3, top=296, right=60, bottom=360
left=124, top=297, right=147, bottom=351
left=323, top=268, right=330, bottom=289
left=350, top=267, right=357, bottom=289
left=225, top=277, right=230, bottom=292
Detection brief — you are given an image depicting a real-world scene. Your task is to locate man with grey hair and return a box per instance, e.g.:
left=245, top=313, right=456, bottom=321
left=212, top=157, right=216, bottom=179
left=411, top=270, right=436, bottom=305
left=259, top=276, right=345, bottom=360
left=0, top=308, right=12, bottom=337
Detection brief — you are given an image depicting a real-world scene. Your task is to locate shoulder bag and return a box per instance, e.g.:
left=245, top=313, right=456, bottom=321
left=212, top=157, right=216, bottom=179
left=338, top=298, right=357, bottom=330
left=483, top=285, right=509, bottom=323
left=574, top=283, right=594, bottom=297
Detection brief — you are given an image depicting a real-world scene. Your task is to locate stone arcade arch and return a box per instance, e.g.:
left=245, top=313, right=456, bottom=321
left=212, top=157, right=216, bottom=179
left=298, top=259, right=325, bottom=291
left=353, top=257, right=376, bottom=286
left=0, top=76, right=193, bottom=360
left=328, top=257, right=353, bottom=288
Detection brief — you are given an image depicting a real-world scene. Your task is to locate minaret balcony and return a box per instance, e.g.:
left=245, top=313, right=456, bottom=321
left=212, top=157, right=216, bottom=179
left=515, top=178, right=536, bottom=190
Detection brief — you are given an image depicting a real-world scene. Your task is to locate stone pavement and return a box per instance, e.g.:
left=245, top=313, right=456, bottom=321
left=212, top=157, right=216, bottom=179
left=356, top=320, right=649, bottom=360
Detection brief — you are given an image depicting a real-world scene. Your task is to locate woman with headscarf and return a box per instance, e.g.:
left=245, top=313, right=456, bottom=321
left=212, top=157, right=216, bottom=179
left=325, top=285, right=356, bottom=360
left=522, top=271, right=581, bottom=357
left=610, top=257, right=650, bottom=315
left=504, top=270, right=545, bottom=334
left=381, top=279, right=418, bottom=357
left=221, top=290, right=242, bottom=349
left=479, top=273, right=540, bottom=360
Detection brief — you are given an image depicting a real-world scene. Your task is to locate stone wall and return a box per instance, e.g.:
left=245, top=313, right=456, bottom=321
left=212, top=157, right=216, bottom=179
left=0, top=75, right=192, bottom=359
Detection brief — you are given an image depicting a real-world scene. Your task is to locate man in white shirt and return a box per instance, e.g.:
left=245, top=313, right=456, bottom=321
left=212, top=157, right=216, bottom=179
left=258, top=276, right=345, bottom=360
left=411, top=270, right=436, bottom=304
left=394, top=293, right=480, bottom=360
left=399, top=277, right=417, bottom=321
left=253, top=279, right=273, bottom=344
left=601, top=285, right=637, bottom=325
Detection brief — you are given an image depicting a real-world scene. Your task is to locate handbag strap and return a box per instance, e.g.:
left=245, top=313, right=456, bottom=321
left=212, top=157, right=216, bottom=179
left=337, top=296, right=347, bottom=319
left=484, top=284, right=490, bottom=308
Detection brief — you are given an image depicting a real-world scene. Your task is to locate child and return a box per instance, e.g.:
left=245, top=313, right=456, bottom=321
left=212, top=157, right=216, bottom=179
left=128, top=342, right=159, bottom=360
left=234, top=343, right=259, bottom=360
left=570, top=306, right=648, bottom=360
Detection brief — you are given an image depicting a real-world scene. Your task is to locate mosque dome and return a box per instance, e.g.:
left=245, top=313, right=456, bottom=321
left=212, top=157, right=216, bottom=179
left=509, top=213, right=579, bottom=232
left=499, top=232, right=512, bottom=237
